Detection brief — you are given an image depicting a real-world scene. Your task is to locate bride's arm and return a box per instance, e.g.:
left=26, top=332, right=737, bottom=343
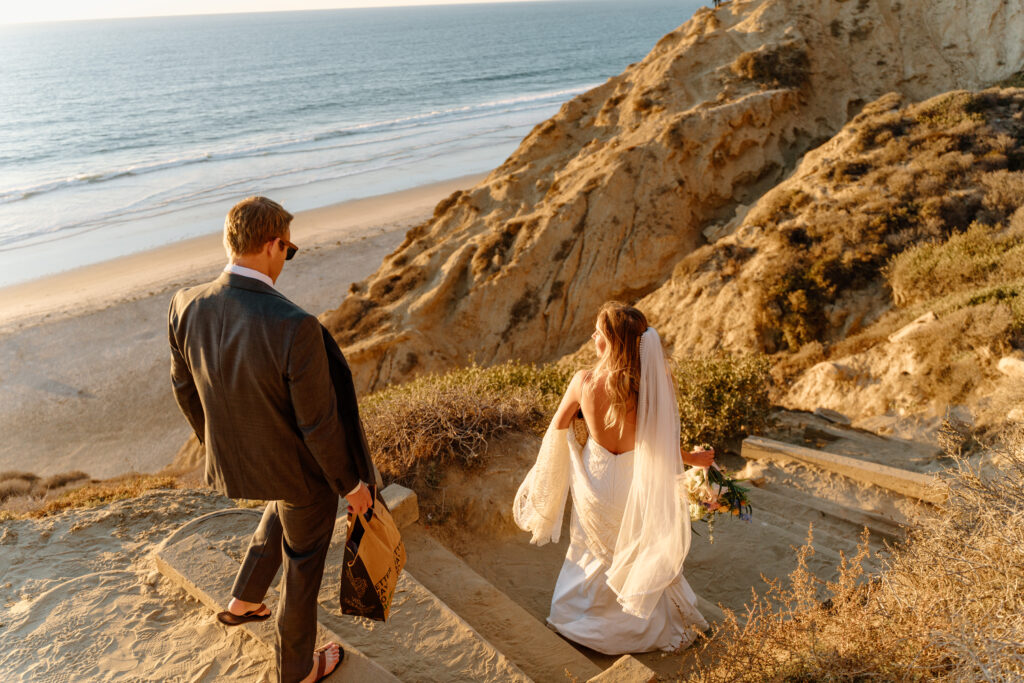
left=682, top=447, right=715, bottom=468
left=551, top=370, right=587, bottom=429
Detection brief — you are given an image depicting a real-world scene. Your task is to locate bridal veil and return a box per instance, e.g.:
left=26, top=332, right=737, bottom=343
left=513, top=327, right=690, bottom=620
left=605, top=327, right=689, bottom=618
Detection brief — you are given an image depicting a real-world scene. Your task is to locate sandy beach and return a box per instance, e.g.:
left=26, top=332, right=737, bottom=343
left=0, top=174, right=483, bottom=479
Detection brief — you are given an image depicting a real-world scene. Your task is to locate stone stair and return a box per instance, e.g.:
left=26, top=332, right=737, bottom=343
left=155, top=485, right=658, bottom=682
left=155, top=522, right=398, bottom=682
left=400, top=525, right=603, bottom=682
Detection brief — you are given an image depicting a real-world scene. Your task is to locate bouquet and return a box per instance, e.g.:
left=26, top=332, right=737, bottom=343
left=682, top=461, right=752, bottom=543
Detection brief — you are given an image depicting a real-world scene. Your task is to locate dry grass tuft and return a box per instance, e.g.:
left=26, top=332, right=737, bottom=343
left=30, top=474, right=180, bottom=518
left=0, top=469, right=91, bottom=503
left=360, top=360, right=573, bottom=488
left=682, top=434, right=1024, bottom=680
left=0, top=473, right=180, bottom=520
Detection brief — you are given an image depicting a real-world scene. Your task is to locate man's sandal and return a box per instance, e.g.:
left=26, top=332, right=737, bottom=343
left=311, top=642, right=344, bottom=682
left=216, top=603, right=271, bottom=626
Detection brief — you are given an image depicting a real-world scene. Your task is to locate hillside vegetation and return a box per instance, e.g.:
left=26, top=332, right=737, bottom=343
left=684, top=437, right=1024, bottom=681
left=321, top=0, right=1024, bottom=393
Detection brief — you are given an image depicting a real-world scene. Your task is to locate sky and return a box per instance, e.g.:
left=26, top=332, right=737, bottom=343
left=0, top=0, right=564, bottom=26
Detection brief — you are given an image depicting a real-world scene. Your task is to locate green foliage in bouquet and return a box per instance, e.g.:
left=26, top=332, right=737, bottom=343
left=673, top=354, right=772, bottom=452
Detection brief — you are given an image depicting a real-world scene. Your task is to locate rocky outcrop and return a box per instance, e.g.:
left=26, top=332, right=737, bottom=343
left=323, top=0, right=1024, bottom=392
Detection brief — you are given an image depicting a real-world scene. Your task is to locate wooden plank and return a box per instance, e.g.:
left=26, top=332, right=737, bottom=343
left=742, top=436, right=945, bottom=504
left=587, top=655, right=658, bottom=683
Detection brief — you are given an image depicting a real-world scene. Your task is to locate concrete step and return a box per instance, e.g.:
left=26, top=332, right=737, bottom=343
left=742, top=436, right=945, bottom=504
left=318, top=517, right=531, bottom=682
left=748, top=503, right=873, bottom=568
left=746, top=482, right=904, bottom=545
left=154, top=529, right=397, bottom=682
left=156, top=486, right=530, bottom=683
left=401, top=524, right=603, bottom=683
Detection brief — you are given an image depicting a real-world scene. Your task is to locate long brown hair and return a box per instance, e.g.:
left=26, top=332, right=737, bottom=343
left=592, top=301, right=648, bottom=434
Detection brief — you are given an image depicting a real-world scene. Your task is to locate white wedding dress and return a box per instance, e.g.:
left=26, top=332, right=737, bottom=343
left=514, top=327, right=707, bottom=656
left=546, top=432, right=708, bottom=654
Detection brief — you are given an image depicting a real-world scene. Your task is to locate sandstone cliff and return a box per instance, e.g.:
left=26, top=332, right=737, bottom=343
left=323, top=0, right=1024, bottom=392
left=642, top=84, right=1024, bottom=438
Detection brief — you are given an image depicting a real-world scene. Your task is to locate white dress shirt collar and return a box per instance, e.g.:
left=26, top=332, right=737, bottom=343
left=224, top=263, right=275, bottom=289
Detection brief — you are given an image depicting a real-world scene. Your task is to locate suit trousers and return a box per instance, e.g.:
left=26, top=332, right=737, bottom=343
left=231, top=488, right=339, bottom=683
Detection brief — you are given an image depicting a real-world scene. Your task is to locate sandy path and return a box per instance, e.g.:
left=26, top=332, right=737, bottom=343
left=0, top=490, right=274, bottom=682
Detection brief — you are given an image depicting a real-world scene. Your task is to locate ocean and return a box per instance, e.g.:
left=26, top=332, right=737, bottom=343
left=0, top=0, right=703, bottom=287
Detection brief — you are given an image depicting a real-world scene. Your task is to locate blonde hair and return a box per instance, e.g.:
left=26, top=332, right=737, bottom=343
left=592, top=301, right=648, bottom=434
left=224, top=196, right=293, bottom=256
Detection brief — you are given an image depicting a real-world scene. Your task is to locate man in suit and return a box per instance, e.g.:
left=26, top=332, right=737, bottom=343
left=169, top=196, right=374, bottom=683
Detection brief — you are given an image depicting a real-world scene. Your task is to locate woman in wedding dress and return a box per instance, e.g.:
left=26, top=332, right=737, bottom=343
left=513, top=302, right=715, bottom=654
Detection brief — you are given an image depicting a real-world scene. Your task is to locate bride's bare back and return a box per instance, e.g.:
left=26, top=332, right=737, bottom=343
left=553, top=370, right=636, bottom=455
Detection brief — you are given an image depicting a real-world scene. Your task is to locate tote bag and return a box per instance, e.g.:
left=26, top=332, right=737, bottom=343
left=339, top=489, right=406, bottom=621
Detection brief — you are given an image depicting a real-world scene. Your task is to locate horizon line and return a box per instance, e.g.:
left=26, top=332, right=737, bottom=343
left=0, top=0, right=606, bottom=28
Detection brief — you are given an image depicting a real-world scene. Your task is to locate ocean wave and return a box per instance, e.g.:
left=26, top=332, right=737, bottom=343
left=0, top=83, right=595, bottom=209
left=0, top=117, right=530, bottom=251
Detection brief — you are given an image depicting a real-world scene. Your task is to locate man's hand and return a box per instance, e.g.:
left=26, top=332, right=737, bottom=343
left=684, top=447, right=716, bottom=469
left=347, top=482, right=373, bottom=516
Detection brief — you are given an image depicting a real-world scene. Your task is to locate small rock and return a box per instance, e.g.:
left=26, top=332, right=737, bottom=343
left=888, top=312, right=937, bottom=343
left=997, top=356, right=1024, bottom=379
left=1008, top=408, right=1024, bottom=422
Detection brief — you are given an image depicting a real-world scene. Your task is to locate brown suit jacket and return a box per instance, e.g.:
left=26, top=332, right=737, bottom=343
left=168, top=271, right=370, bottom=502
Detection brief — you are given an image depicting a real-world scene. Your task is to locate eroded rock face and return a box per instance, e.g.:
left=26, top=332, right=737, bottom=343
left=323, top=0, right=1024, bottom=392
left=642, top=84, right=1024, bottom=361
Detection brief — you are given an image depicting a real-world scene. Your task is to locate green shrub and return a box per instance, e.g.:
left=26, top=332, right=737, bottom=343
left=673, top=354, right=772, bottom=452
left=886, top=221, right=1024, bottom=305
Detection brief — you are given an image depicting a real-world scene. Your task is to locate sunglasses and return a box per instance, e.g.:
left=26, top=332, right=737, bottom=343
left=279, top=238, right=298, bottom=260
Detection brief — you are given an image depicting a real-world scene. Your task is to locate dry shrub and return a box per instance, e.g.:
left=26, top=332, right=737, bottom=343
left=0, top=470, right=39, bottom=482
left=40, top=470, right=89, bottom=490
left=995, top=70, right=1024, bottom=89
left=908, top=301, right=1019, bottom=405
left=682, top=435, right=1024, bottom=681
left=360, top=360, right=573, bottom=487
left=0, top=478, right=34, bottom=502
left=731, top=41, right=810, bottom=89
left=915, top=90, right=987, bottom=128
left=674, top=354, right=772, bottom=452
